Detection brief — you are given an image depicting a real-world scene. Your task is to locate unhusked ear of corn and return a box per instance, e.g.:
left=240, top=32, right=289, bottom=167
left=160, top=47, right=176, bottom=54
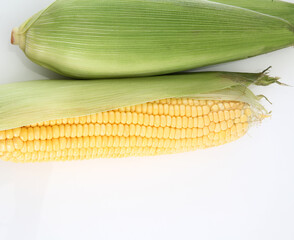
left=11, top=0, right=294, bottom=78
left=0, top=98, right=263, bottom=162
left=0, top=71, right=278, bottom=162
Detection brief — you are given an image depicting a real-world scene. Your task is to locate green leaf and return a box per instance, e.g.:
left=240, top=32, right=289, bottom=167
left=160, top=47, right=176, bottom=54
left=0, top=72, right=277, bottom=130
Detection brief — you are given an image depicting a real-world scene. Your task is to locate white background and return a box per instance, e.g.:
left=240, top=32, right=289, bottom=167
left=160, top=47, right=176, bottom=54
left=0, top=1, right=294, bottom=239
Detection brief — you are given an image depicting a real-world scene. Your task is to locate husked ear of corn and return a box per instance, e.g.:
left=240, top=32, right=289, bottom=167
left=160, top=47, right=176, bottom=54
left=0, top=98, right=263, bottom=162
left=0, top=71, right=277, bottom=162
left=11, top=0, right=294, bottom=78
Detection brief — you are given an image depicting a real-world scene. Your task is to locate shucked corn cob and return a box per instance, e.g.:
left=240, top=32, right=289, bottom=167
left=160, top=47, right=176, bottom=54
left=0, top=98, right=257, bottom=162
left=11, top=0, right=294, bottom=78
left=0, top=72, right=277, bottom=162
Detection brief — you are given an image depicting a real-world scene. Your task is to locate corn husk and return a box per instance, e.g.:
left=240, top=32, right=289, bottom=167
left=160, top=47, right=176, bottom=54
left=0, top=71, right=278, bottom=130
left=11, top=0, right=294, bottom=78
left=211, top=0, right=294, bottom=26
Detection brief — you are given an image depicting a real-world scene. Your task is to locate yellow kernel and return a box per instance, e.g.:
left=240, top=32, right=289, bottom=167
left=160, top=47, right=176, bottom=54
left=180, top=105, right=186, bottom=116
left=215, top=123, right=221, bottom=133
left=213, top=112, right=219, bottom=123
left=13, top=138, right=23, bottom=150
left=123, top=125, right=130, bottom=137
left=176, top=117, right=182, bottom=128
left=203, top=127, right=209, bottom=136
left=218, top=121, right=227, bottom=132
left=108, top=111, right=115, bottom=123
left=83, top=124, right=89, bottom=137
left=235, top=110, right=241, bottom=118
left=208, top=112, right=214, bottom=122
left=53, top=139, right=60, bottom=151
left=197, top=129, right=203, bottom=138
left=106, top=124, right=112, bottom=136
left=181, top=128, right=186, bottom=139
left=157, top=127, right=164, bottom=138
left=140, top=126, right=147, bottom=137
left=135, top=104, right=142, bottom=113
left=188, top=118, right=194, bottom=128
left=192, top=128, right=198, bottom=138
left=204, top=116, right=210, bottom=126
left=193, top=118, right=198, bottom=128
left=203, top=105, right=210, bottom=115
left=169, top=128, right=175, bottom=139
left=6, top=139, right=15, bottom=152
left=121, top=112, right=127, bottom=124
left=224, top=111, right=230, bottom=120
left=27, top=141, right=34, bottom=153
left=65, top=125, right=72, bottom=138
left=236, top=123, right=243, bottom=133
left=211, top=105, right=219, bottom=112
left=53, top=125, right=60, bottom=138
left=186, top=128, right=192, bottom=138
left=171, top=117, right=177, bottom=128
left=186, top=105, right=192, bottom=117
left=230, top=110, right=235, bottom=119
left=5, top=129, right=14, bottom=139
left=20, top=128, right=28, bottom=141
left=60, top=138, right=67, bottom=149
left=198, top=117, right=204, bottom=128
left=197, top=106, right=203, bottom=116
left=175, top=129, right=181, bottom=139
left=143, top=114, right=149, bottom=126
left=118, top=124, right=124, bottom=136
left=207, top=100, right=214, bottom=106
left=218, top=103, right=225, bottom=111
left=114, top=112, right=121, bottom=124
left=146, top=126, right=153, bottom=138
left=12, top=128, right=21, bottom=137
left=218, top=111, right=225, bottom=122
left=191, top=106, right=197, bottom=117
left=68, top=118, right=74, bottom=124
left=234, top=118, right=241, bottom=124
left=100, top=124, right=106, bottom=136
left=147, top=103, right=153, bottom=114
left=240, top=115, right=248, bottom=123
left=71, top=125, right=77, bottom=138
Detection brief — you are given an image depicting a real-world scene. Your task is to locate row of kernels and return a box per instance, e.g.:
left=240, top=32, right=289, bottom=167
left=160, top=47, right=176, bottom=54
left=157, top=98, right=210, bottom=106
left=1, top=132, right=246, bottom=162
left=13, top=118, right=216, bottom=141
left=28, top=105, right=251, bottom=128
left=2, top=146, right=171, bottom=162
left=31, top=104, right=217, bottom=128
left=210, top=102, right=246, bottom=112
left=1, top=128, right=238, bottom=154
left=27, top=100, right=249, bottom=127
left=0, top=128, right=21, bottom=140
left=117, top=103, right=210, bottom=117
left=4, top=116, right=247, bottom=143
left=19, top=123, right=216, bottom=141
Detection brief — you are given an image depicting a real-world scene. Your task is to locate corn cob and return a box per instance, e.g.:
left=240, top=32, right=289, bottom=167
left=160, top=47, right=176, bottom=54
left=0, top=72, right=277, bottom=162
left=11, top=0, right=294, bottom=78
left=0, top=98, right=261, bottom=162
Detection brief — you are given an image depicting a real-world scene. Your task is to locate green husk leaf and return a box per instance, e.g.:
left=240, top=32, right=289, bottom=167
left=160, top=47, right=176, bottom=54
left=0, top=72, right=276, bottom=130
left=12, top=0, right=294, bottom=78
left=210, top=0, right=294, bottom=27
